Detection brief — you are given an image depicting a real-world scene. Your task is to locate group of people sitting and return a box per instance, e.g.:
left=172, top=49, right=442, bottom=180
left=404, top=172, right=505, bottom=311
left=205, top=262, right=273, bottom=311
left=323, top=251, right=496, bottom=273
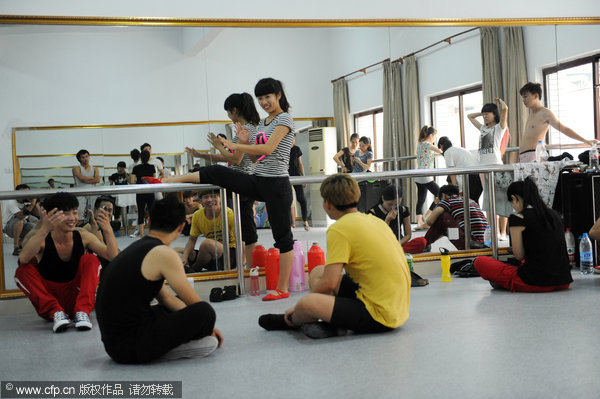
left=7, top=77, right=598, bottom=366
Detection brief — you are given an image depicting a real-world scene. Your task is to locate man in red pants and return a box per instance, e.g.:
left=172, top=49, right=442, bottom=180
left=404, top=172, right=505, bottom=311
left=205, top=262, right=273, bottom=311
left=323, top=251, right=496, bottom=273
left=15, top=192, right=119, bottom=333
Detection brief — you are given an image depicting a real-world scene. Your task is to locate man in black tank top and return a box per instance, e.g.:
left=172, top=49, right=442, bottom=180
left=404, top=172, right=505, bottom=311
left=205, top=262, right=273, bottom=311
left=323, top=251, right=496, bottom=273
left=15, top=193, right=119, bottom=333
left=96, top=195, right=222, bottom=363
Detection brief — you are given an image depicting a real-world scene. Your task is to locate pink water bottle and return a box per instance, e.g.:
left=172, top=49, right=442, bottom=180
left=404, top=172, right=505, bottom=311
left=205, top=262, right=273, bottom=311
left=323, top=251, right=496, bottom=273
left=307, top=242, right=325, bottom=275
left=249, top=267, right=260, bottom=296
left=289, top=241, right=306, bottom=292
left=265, top=248, right=280, bottom=291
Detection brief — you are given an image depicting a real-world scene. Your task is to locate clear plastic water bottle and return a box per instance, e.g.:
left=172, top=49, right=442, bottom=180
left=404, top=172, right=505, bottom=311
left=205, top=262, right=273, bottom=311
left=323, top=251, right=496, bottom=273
left=564, top=228, right=576, bottom=268
left=483, top=225, right=492, bottom=248
left=589, top=142, right=599, bottom=170
left=579, top=233, right=594, bottom=275
left=249, top=267, right=260, bottom=296
left=535, top=140, right=549, bottom=163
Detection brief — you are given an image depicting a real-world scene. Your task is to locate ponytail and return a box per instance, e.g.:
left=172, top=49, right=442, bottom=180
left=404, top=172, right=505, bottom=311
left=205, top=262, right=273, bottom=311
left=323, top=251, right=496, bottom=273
left=223, top=93, right=260, bottom=125
left=507, top=177, right=556, bottom=229
left=359, top=136, right=372, bottom=152
left=419, top=125, right=436, bottom=142
left=254, top=78, right=291, bottom=112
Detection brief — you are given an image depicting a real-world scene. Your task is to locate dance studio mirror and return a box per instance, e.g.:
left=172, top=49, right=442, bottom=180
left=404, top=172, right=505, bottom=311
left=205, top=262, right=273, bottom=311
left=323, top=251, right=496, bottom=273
left=2, top=19, right=599, bottom=294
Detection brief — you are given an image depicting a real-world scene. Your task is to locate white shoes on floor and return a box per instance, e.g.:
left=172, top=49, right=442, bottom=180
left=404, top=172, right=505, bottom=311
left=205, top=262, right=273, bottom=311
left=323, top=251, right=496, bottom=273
left=52, top=311, right=71, bottom=333
left=162, top=336, right=219, bottom=360
left=52, top=311, right=93, bottom=333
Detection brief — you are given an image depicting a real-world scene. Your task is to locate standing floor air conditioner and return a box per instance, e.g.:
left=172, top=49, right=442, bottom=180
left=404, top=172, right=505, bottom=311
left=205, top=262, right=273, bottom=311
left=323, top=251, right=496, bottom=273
left=308, top=127, right=337, bottom=227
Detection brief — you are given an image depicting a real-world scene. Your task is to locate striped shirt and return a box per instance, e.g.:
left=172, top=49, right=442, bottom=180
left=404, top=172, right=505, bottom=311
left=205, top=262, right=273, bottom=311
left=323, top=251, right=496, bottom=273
left=229, top=123, right=257, bottom=175
left=437, top=196, right=488, bottom=242
left=254, top=112, right=295, bottom=177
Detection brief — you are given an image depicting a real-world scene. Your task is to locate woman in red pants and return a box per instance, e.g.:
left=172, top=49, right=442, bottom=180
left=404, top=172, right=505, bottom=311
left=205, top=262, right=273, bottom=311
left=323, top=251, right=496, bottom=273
left=474, top=177, right=573, bottom=292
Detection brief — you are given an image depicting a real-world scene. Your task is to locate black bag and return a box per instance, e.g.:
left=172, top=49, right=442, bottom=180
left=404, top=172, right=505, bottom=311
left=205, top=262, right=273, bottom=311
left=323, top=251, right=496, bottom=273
left=452, top=260, right=480, bottom=278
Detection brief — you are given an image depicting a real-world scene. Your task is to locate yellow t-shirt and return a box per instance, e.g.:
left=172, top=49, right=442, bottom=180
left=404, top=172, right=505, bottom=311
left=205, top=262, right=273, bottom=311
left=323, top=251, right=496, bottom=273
left=190, top=208, right=236, bottom=248
left=325, top=211, right=410, bottom=328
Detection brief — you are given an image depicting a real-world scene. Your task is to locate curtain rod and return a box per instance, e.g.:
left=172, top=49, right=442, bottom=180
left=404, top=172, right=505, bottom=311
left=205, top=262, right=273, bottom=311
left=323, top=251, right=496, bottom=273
left=331, top=58, right=390, bottom=83
left=393, top=27, right=479, bottom=63
left=332, top=27, right=480, bottom=82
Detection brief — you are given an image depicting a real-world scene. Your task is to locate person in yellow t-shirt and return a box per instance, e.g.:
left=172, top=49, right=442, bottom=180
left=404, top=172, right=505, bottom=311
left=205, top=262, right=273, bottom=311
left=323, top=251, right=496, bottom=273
left=181, top=190, right=236, bottom=272
left=259, top=173, right=411, bottom=339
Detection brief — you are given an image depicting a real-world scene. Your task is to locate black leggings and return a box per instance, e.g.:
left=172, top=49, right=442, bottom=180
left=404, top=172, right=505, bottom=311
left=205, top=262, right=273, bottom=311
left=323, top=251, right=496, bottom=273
left=105, top=301, right=216, bottom=364
left=415, top=181, right=440, bottom=216
left=199, top=165, right=294, bottom=253
left=330, top=275, right=392, bottom=334
left=292, top=184, right=308, bottom=222
left=136, top=193, right=155, bottom=225
left=239, top=194, right=258, bottom=245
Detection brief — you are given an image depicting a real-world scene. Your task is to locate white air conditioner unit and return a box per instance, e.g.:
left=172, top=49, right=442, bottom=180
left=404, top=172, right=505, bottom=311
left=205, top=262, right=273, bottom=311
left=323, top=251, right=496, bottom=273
left=307, top=127, right=337, bottom=227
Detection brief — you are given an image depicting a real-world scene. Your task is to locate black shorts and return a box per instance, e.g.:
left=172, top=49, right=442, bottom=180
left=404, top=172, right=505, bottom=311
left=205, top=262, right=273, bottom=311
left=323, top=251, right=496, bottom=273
left=330, top=275, right=393, bottom=334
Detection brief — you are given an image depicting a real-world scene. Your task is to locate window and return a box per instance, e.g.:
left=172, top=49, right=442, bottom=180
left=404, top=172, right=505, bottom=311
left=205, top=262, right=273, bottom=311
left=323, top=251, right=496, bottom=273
left=430, top=86, right=483, bottom=151
left=353, top=108, right=383, bottom=164
left=544, top=54, right=600, bottom=152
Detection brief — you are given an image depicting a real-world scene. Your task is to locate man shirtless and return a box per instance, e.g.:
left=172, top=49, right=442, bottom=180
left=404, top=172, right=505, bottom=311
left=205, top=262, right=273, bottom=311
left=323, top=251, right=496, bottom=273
left=15, top=192, right=118, bottom=333
left=519, top=82, right=596, bottom=162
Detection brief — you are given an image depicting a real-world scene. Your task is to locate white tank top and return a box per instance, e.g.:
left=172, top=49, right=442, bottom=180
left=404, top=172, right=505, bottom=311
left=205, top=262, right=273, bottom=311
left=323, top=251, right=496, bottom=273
left=74, top=165, right=96, bottom=187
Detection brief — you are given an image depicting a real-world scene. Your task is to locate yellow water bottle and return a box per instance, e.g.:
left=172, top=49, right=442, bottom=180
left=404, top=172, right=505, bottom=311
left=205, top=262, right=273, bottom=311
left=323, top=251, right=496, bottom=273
left=440, top=247, right=452, bottom=282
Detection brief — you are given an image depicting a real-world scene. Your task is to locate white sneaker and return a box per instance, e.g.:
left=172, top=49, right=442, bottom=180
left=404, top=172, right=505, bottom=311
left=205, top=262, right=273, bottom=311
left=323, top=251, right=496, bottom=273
left=129, top=229, right=139, bottom=238
left=499, top=234, right=508, bottom=241
left=74, top=311, right=92, bottom=331
left=162, top=336, right=218, bottom=360
left=52, top=311, right=71, bottom=333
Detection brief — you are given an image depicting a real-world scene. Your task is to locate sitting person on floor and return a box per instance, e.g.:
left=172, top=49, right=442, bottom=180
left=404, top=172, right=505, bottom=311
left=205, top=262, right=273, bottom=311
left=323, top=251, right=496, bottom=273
left=3, top=184, right=41, bottom=256
left=474, top=177, right=573, bottom=292
left=368, top=184, right=427, bottom=254
left=14, top=192, right=119, bottom=333
left=424, top=185, right=488, bottom=250
left=96, top=195, right=222, bottom=363
left=182, top=191, right=201, bottom=236
left=258, top=173, right=411, bottom=339
left=179, top=190, right=237, bottom=272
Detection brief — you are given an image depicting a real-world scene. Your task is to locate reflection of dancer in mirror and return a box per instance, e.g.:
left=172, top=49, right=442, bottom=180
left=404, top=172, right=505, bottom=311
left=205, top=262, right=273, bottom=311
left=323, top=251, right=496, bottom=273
left=333, top=133, right=359, bottom=173
left=352, top=136, right=373, bottom=173
left=414, top=126, right=442, bottom=230
left=185, top=93, right=261, bottom=267
left=289, top=135, right=310, bottom=231
left=72, top=149, right=100, bottom=224
left=129, top=150, right=156, bottom=238
left=467, top=98, right=509, bottom=241
left=369, top=185, right=427, bottom=254
left=164, top=78, right=296, bottom=301
left=518, top=82, right=597, bottom=163
left=258, top=174, right=410, bottom=339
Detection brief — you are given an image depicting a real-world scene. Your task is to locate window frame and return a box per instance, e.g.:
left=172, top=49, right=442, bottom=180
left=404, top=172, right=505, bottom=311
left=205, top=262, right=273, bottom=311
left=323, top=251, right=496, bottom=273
left=542, top=53, right=600, bottom=141
left=353, top=107, right=383, bottom=158
left=429, top=85, right=482, bottom=148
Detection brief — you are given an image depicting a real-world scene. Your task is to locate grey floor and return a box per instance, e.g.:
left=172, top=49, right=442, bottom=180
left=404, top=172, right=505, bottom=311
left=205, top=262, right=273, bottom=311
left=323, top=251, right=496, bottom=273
left=3, top=225, right=582, bottom=399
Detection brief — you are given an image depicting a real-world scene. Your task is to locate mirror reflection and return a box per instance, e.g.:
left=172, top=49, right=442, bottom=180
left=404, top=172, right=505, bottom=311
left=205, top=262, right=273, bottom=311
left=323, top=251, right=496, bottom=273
left=3, top=22, right=600, bottom=293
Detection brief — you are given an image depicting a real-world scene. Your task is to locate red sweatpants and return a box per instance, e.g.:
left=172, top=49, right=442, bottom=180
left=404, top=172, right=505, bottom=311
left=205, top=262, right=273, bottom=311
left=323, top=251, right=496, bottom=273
left=402, top=237, right=427, bottom=254
left=14, top=254, right=101, bottom=320
left=474, top=256, right=570, bottom=293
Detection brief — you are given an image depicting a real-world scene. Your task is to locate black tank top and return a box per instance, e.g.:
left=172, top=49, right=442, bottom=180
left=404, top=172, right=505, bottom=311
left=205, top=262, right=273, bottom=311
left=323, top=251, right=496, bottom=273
left=37, top=230, right=84, bottom=283
left=95, top=236, right=165, bottom=345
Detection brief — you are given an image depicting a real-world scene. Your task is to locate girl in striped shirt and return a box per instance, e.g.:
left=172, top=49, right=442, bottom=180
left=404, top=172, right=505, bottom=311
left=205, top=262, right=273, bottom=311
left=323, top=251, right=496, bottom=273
left=165, top=78, right=296, bottom=301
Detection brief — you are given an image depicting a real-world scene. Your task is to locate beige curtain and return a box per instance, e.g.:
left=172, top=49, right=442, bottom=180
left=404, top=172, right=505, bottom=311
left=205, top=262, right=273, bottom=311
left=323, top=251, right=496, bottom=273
left=332, top=78, right=351, bottom=150
left=404, top=55, right=420, bottom=221
left=502, top=26, right=528, bottom=164
left=382, top=61, right=405, bottom=170
left=480, top=27, right=503, bottom=103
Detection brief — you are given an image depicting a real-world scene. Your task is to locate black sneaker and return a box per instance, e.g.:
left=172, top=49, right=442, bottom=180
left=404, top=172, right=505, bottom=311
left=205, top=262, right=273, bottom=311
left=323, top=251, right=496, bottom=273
left=12, top=247, right=21, bottom=256
left=209, top=288, right=223, bottom=302
left=258, top=314, right=296, bottom=331
left=301, top=322, right=347, bottom=339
